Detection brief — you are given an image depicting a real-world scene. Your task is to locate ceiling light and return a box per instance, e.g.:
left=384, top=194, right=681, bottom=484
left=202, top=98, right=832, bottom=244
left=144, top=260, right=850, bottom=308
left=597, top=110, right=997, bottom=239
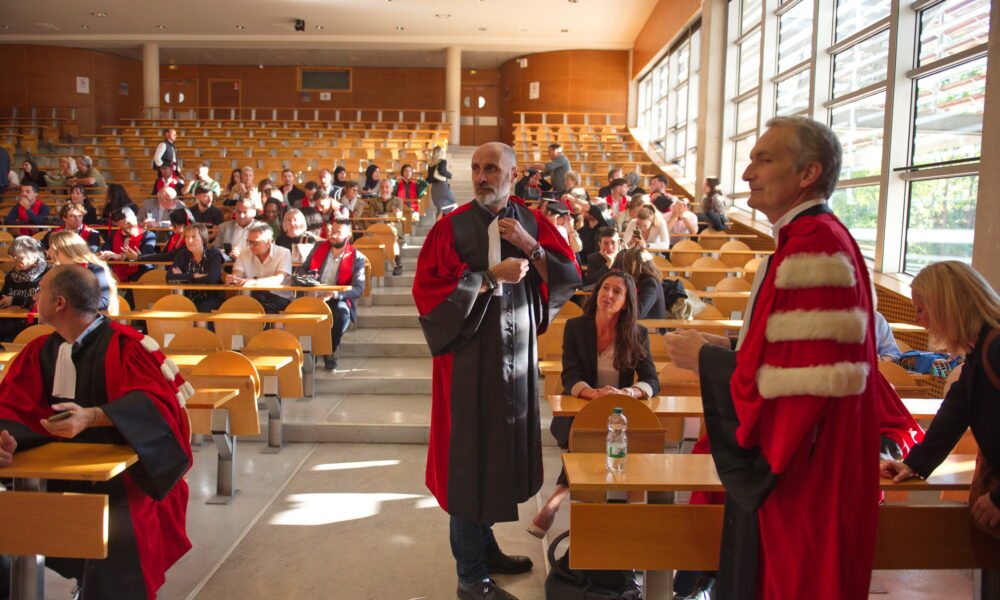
left=561, top=28, right=569, bottom=32
left=435, top=13, right=451, bottom=19
left=2, top=25, right=11, bottom=30
left=91, top=11, right=107, bottom=17
left=395, top=25, right=405, bottom=31
left=568, top=0, right=579, bottom=3
left=235, top=25, right=246, bottom=30
left=80, top=24, right=90, bottom=30
left=478, top=27, right=487, bottom=31
left=314, top=25, right=324, bottom=30
left=156, top=24, right=166, bottom=29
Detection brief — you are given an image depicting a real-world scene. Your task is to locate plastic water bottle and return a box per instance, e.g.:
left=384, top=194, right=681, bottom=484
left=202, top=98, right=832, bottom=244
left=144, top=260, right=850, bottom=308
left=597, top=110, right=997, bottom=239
left=606, top=407, right=628, bottom=472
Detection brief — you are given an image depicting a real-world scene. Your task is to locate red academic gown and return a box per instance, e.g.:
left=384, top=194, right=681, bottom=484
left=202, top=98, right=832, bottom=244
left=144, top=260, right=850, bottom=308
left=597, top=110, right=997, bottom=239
left=697, top=204, right=884, bottom=600
left=0, top=319, right=194, bottom=599
left=413, top=197, right=581, bottom=522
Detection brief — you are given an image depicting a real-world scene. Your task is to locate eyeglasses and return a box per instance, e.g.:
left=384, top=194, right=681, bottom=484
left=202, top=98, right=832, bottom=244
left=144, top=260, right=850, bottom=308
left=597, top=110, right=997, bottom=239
left=248, top=239, right=269, bottom=247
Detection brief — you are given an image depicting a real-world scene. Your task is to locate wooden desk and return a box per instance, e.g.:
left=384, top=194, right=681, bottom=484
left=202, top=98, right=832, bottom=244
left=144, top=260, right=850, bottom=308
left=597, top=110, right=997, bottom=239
left=639, top=318, right=925, bottom=335
left=114, top=310, right=325, bottom=325
left=117, top=282, right=350, bottom=293
left=0, top=443, right=137, bottom=600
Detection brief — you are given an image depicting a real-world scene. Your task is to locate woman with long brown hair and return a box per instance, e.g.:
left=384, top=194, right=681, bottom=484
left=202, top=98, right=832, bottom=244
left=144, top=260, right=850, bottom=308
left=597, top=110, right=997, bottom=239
left=529, top=270, right=660, bottom=537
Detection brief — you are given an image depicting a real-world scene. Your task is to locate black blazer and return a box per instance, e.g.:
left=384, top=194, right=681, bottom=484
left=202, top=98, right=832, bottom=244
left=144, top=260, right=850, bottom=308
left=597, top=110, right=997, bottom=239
left=583, top=252, right=621, bottom=287
left=636, top=276, right=666, bottom=319
left=551, top=315, right=660, bottom=447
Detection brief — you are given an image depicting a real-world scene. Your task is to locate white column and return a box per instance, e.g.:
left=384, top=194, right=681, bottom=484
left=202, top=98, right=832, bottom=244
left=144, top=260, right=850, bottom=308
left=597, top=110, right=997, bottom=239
left=445, top=46, right=462, bottom=146
left=142, top=43, right=160, bottom=119
left=696, top=0, right=727, bottom=203
left=972, top=3, right=1000, bottom=287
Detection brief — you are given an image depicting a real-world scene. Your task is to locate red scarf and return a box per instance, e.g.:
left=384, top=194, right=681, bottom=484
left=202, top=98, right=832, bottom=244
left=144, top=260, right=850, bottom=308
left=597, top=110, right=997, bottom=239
left=54, top=223, right=97, bottom=241
left=606, top=194, right=627, bottom=215
left=16, top=200, right=44, bottom=236
left=308, top=241, right=356, bottom=307
left=395, top=180, right=418, bottom=199
left=112, top=228, right=145, bottom=281
left=165, top=232, right=184, bottom=252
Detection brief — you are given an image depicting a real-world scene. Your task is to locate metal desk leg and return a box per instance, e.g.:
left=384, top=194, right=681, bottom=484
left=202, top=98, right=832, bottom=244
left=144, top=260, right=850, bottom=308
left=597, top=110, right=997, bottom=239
left=207, top=408, right=239, bottom=505
left=263, top=393, right=284, bottom=453
left=11, top=477, right=45, bottom=600
left=303, top=351, right=315, bottom=398
left=645, top=490, right=676, bottom=600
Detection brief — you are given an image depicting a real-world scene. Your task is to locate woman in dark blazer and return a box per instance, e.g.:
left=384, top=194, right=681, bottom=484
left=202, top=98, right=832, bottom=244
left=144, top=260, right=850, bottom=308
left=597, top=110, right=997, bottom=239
left=619, top=247, right=666, bottom=319
left=529, top=270, right=660, bottom=537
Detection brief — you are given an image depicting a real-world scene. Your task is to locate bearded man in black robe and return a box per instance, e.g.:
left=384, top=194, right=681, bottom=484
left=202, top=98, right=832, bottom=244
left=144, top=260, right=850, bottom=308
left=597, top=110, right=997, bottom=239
left=413, top=142, right=580, bottom=600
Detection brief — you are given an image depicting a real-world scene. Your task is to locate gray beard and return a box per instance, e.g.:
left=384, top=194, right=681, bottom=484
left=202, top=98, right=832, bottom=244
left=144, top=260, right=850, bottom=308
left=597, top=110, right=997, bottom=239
left=475, top=185, right=511, bottom=209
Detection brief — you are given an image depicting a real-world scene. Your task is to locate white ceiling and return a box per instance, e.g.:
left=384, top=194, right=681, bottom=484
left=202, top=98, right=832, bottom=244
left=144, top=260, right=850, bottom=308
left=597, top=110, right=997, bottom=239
left=1, top=0, right=659, bottom=68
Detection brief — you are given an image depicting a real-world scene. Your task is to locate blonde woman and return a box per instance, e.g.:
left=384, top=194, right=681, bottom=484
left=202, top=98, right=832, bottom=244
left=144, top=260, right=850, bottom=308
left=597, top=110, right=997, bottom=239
left=426, top=145, right=456, bottom=218
left=47, top=230, right=119, bottom=314
left=880, top=261, right=1000, bottom=530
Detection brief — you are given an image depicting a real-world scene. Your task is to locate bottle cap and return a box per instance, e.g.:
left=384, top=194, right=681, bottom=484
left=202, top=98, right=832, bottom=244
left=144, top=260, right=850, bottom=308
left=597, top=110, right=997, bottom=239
left=612, top=407, right=623, bottom=414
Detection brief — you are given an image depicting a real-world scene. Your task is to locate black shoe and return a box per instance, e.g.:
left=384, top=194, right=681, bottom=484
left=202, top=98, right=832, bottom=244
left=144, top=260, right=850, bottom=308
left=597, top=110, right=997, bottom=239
left=323, top=356, right=337, bottom=370
left=485, top=550, right=533, bottom=575
left=392, top=264, right=404, bottom=276
left=457, top=578, right=519, bottom=600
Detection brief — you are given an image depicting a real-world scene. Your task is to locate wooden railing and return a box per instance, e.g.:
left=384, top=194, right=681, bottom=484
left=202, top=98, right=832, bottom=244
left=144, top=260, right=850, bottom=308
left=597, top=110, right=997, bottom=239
left=139, top=105, right=449, bottom=124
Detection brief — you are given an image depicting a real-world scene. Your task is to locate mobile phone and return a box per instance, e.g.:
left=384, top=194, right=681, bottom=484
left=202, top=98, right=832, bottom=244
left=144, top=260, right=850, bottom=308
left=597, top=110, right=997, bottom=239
left=223, top=243, right=233, bottom=254
left=47, top=411, right=72, bottom=423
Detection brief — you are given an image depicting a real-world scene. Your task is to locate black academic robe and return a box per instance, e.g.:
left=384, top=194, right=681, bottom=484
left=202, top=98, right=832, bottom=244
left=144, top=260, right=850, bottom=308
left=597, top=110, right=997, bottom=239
left=0, top=319, right=193, bottom=600
left=413, top=198, right=581, bottom=523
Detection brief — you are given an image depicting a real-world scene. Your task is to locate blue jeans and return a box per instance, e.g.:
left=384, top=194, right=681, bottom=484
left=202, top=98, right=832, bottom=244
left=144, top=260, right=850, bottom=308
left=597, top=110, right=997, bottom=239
left=449, top=516, right=499, bottom=585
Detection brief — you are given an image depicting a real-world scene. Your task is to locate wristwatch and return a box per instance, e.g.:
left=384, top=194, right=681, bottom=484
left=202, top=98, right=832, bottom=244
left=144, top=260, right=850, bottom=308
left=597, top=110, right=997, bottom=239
left=528, top=243, right=544, bottom=262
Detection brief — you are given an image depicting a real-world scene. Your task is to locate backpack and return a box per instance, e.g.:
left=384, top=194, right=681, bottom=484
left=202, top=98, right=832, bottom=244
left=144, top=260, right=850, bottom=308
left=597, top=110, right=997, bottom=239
left=544, top=531, right=642, bottom=600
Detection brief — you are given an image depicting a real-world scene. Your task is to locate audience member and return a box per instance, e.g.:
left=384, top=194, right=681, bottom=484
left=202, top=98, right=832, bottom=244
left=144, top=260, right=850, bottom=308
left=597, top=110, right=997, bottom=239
left=603, top=177, right=630, bottom=219
left=367, top=179, right=404, bottom=218
left=648, top=174, right=670, bottom=206
left=261, top=197, right=286, bottom=240
left=69, top=155, right=106, bottom=188
left=626, top=172, right=646, bottom=195
left=43, top=157, right=77, bottom=189
left=183, top=162, right=221, bottom=199
left=575, top=198, right=611, bottom=264
left=101, top=183, right=139, bottom=235
left=563, top=170, right=589, bottom=202
left=340, top=179, right=367, bottom=222
left=225, top=166, right=257, bottom=208
left=99, top=207, right=157, bottom=285
left=42, top=201, right=103, bottom=253
left=362, top=164, right=381, bottom=197
left=276, top=209, right=319, bottom=263
left=19, top=159, right=46, bottom=190
left=538, top=143, right=571, bottom=195
left=514, top=168, right=546, bottom=202
left=530, top=270, right=658, bottom=537
left=624, top=205, right=670, bottom=249
left=615, top=194, right=647, bottom=229
left=166, top=223, right=226, bottom=312
left=152, top=128, right=179, bottom=174
left=47, top=230, right=117, bottom=312
left=0, top=264, right=191, bottom=600
left=214, top=197, right=257, bottom=261
left=393, top=163, right=427, bottom=213
left=697, top=177, right=730, bottom=232
left=584, top=226, right=622, bottom=287
left=427, top=145, right=456, bottom=218
left=665, top=198, right=698, bottom=245
left=69, top=184, right=99, bottom=224
left=542, top=201, right=582, bottom=254
left=278, top=168, right=305, bottom=206
left=152, top=163, right=185, bottom=196
left=0, top=236, right=49, bottom=342
left=5, top=183, right=50, bottom=236
left=298, top=219, right=367, bottom=370
left=222, top=168, right=243, bottom=205
left=225, top=222, right=294, bottom=313
left=138, top=186, right=184, bottom=231
left=597, top=167, right=624, bottom=198
left=331, top=166, right=349, bottom=196
left=190, top=185, right=225, bottom=232
left=313, top=187, right=350, bottom=224
left=141, top=207, right=195, bottom=263
left=619, top=247, right=666, bottom=319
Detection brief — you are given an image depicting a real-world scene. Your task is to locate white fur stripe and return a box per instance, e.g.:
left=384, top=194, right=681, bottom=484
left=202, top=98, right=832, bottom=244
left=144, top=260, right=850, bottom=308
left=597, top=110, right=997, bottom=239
left=756, top=361, right=869, bottom=399
left=765, top=309, right=868, bottom=344
left=139, top=335, right=160, bottom=353
left=775, top=252, right=856, bottom=289
left=160, top=358, right=180, bottom=381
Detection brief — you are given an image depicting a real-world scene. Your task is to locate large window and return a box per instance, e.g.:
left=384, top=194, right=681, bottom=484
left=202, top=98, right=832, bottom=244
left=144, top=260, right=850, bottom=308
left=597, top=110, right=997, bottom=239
left=719, top=0, right=988, bottom=271
left=637, top=22, right=702, bottom=181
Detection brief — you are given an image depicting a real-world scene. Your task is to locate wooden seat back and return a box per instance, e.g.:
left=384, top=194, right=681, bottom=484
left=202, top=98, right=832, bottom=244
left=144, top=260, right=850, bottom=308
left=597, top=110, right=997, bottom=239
left=132, top=269, right=169, bottom=310
left=283, top=296, right=334, bottom=355
left=719, top=241, right=752, bottom=268
left=537, top=319, right=567, bottom=361
left=215, top=295, right=265, bottom=350
left=693, top=304, right=725, bottom=320
left=712, top=277, right=751, bottom=318
left=669, top=240, right=703, bottom=267
left=246, top=329, right=305, bottom=397
left=167, top=326, right=225, bottom=351
left=13, top=324, right=55, bottom=345
left=147, top=295, right=198, bottom=346
left=559, top=302, right=584, bottom=318
left=878, top=361, right=926, bottom=398
left=187, top=350, right=261, bottom=436
left=0, top=491, right=109, bottom=559
left=698, top=230, right=728, bottom=250
left=365, top=223, right=398, bottom=262
left=117, top=294, right=131, bottom=313
left=689, top=257, right=729, bottom=291
left=743, top=257, right=764, bottom=278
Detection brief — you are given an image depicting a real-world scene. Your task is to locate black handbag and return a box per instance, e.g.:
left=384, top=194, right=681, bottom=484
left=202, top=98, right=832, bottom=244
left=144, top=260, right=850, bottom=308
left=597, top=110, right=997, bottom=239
left=544, top=531, right=642, bottom=600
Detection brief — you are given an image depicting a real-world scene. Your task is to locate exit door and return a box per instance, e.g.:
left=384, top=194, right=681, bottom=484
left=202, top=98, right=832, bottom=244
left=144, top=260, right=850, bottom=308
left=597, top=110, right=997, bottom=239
left=460, top=85, right=499, bottom=145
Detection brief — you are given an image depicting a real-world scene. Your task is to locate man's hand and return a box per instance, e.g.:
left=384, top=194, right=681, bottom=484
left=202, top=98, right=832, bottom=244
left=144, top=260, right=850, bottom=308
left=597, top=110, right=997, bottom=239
left=701, top=332, right=732, bottom=348
left=600, top=248, right=617, bottom=267
left=170, top=267, right=182, bottom=275
left=0, top=296, right=13, bottom=309
left=498, top=218, right=536, bottom=254
left=663, top=329, right=706, bottom=374
left=225, top=274, right=246, bottom=286
left=122, top=246, right=139, bottom=261
left=18, top=197, right=31, bottom=209
left=40, top=402, right=108, bottom=439
left=879, top=459, right=915, bottom=483
left=491, top=258, right=529, bottom=285
left=0, top=430, right=16, bottom=466
left=972, top=493, right=1000, bottom=528
left=229, top=247, right=241, bottom=260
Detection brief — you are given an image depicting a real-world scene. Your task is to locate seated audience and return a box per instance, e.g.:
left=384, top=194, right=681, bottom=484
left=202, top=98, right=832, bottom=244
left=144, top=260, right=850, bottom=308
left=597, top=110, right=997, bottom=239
left=278, top=168, right=305, bottom=206
left=648, top=174, right=671, bottom=207
left=697, top=177, right=730, bottom=232
left=563, top=170, right=589, bottom=202
left=393, top=163, right=427, bottom=213
left=623, top=205, right=670, bottom=249
left=42, top=201, right=104, bottom=253
left=514, top=168, right=546, bottom=202
left=20, top=159, right=46, bottom=190
left=584, top=226, right=623, bottom=287
left=101, top=183, right=139, bottom=236
left=99, top=207, right=157, bottom=284
left=70, top=184, right=99, bottom=225
left=619, top=247, right=666, bottom=319
left=543, top=201, right=582, bottom=255
left=276, top=209, right=319, bottom=263
left=0, top=236, right=49, bottom=342
left=69, top=155, right=106, bottom=188
left=183, top=162, right=221, bottom=199
left=224, top=166, right=257, bottom=208
left=880, top=261, right=1000, bottom=532
left=297, top=219, right=367, bottom=370
left=47, top=230, right=117, bottom=312
left=368, top=179, right=404, bottom=218
left=331, top=166, right=349, bottom=196
left=626, top=172, right=646, bottom=195
left=604, top=177, right=630, bottom=220
left=141, top=208, right=195, bottom=263
left=597, top=167, right=625, bottom=198
left=362, top=164, right=382, bottom=197
left=214, top=197, right=257, bottom=261
left=190, top=185, right=225, bottom=232
left=222, top=168, right=243, bottom=205
left=575, top=198, right=612, bottom=264
left=666, top=198, right=699, bottom=245
left=152, top=164, right=185, bottom=195
left=531, top=269, right=659, bottom=537
left=301, top=181, right=320, bottom=208
left=616, top=194, right=647, bottom=230
left=138, top=187, right=185, bottom=231
left=340, top=180, right=366, bottom=222
left=311, top=188, right=350, bottom=226
left=43, top=157, right=77, bottom=189
left=261, top=197, right=286, bottom=240
left=167, top=224, right=226, bottom=312
left=5, top=183, right=50, bottom=236
left=225, top=222, right=294, bottom=313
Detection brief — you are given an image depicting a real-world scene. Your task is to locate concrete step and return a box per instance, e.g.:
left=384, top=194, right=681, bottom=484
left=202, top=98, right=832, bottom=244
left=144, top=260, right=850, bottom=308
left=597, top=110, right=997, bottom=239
left=282, top=394, right=431, bottom=444
left=371, top=287, right=415, bottom=306
left=313, top=357, right=431, bottom=394
left=382, top=274, right=415, bottom=288
left=400, top=246, right=421, bottom=259
left=356, top=305, right=419, bottom=328
left=338, top=328, right=429, bottom=357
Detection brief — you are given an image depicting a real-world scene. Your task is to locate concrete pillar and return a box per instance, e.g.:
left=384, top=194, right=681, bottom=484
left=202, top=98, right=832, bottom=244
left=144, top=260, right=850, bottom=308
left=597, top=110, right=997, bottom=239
left=142, top=43, right=160, bottom=119
left=696, top=0, right=727, bottom=203
left=446, top=46, right=462, bottom=146
left=971, top=4, right=1000, bottom=288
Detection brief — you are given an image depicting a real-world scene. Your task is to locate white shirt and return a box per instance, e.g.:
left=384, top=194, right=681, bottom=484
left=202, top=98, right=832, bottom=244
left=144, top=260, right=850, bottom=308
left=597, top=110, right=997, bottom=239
left=623, top=217, right=669, bottom=247
left=234, top=244, right=293, bottom=299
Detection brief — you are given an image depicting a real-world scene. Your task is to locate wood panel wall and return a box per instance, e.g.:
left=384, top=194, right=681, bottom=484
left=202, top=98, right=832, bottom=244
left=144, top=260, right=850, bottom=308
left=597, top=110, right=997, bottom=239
left=632, top=0, right=703, bottom=78
left=160, top=65, right=446, bottom=110
left=0, top=45, right=142, bottom=134
left=498, top=50, right=630, bottom=144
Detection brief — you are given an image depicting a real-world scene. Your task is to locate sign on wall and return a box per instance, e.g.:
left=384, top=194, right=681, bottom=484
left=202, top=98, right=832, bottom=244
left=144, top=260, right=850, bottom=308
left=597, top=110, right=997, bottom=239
left=120, top=82, right=129, bottom=96
left=320, top=92, right=331, bottom=101
left=76, top=76, right=90, bottom=94
left=529, top=81, right=540, bottom=100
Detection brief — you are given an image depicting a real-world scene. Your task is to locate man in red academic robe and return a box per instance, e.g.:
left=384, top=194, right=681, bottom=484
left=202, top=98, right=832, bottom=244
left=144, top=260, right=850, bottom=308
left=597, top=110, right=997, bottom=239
left=413, top=142, right=580, bottom=600
left=0, top=264, right=194, bottom=600
left=665, top=117, right=886, bottom=600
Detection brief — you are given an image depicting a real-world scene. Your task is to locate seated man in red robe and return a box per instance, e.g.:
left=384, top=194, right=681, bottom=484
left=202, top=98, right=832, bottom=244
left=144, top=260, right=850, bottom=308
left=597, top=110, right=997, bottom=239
left=0, top=264, right=194, bottom=600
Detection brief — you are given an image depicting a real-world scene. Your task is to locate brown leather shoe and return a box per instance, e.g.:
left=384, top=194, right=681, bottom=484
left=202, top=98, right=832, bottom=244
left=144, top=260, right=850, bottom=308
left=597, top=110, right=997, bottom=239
left=457, top=579, right=519, bottom=600
left=485, top=550, right=533, bottom=575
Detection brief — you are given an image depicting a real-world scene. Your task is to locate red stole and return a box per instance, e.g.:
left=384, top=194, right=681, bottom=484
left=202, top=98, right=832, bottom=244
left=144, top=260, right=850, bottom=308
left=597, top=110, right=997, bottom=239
left=112, top=228, right=145, bottom=280
left=16, top=200, right=44, bottom=236
left=165, top=232, right=184, bottom=252
left=309, top=241, right=356, bottom=306
left=396, top=180, right=418, bottom=199
left=54, top=224, right=96, bottom=241
left=606, top=194, right=626, bottom=215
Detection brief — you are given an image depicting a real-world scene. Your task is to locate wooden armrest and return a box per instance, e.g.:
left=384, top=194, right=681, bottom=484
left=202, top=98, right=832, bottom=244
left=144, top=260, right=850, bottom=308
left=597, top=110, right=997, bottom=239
left=0, top=491, right=108, bottom=558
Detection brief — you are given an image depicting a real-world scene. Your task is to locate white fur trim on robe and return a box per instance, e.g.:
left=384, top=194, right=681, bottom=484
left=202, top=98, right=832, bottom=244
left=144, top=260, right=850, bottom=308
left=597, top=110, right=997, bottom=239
left=765, top=309, right=868, bottom=344
left=756, top=361, right=869, bottom=399
left=775, top=252, right=855, bottom=289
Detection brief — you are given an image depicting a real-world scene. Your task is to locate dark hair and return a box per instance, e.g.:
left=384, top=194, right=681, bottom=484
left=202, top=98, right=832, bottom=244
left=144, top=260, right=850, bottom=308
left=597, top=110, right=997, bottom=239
left=609, top=177, right=628, bottom=190
left=608, top=168, right=623, bottom=180
left=70, top=184, right=88, bottom=199
left=103, top=183, right=132, bottom=220
left=48, top=264, right=100, bottom=315
left=304, top=181, right=319, bottom=192
left=343, top=181, right=360, bottom=192
left=702, top=192, right=725, bottom=216
left=331, top=218, right=352, bottom=229
left=263, top=197, right=285, bottom=222
left=549, top=143, right=562, bottom=151
left=226, top=168, right=242, bottom=191
left=596, top=225, right=619, bottom=242
left=400, top=163, right=413, bottom=175
left=194, top=185, right=211, bottom=196
left=257, top=178, right=274, bottom=194
left=619, top=247, right=660, bottom=285
left=169, top=207, right=192, bottom=226
left=20, top=181, right=39, bottom=194
left=652, top=174, right=669, bottom=185
left=583, top=270, right=645, bottom=371
left=332, top=166, right=347, bottom=182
